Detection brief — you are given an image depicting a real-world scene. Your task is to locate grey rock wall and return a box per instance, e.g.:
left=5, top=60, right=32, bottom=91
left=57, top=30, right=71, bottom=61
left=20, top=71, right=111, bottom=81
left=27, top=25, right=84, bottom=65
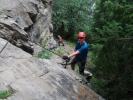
left=0, top=0, right=56, bottom=53
left=0, top=38, right=104, bottom=100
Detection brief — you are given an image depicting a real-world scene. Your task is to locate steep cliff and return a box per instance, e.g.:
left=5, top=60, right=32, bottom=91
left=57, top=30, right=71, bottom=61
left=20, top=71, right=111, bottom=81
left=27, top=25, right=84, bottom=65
left=0, top=0, right=56, bottom=53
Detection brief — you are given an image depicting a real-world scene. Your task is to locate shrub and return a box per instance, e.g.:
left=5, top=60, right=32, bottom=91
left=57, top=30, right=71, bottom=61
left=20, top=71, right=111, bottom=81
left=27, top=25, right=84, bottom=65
left=38, top=49, right=52, bottom=59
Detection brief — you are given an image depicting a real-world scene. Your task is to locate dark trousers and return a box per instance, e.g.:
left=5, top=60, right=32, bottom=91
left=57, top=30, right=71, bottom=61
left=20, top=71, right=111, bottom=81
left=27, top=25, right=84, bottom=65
left=71, top=58, right=86, bottom=75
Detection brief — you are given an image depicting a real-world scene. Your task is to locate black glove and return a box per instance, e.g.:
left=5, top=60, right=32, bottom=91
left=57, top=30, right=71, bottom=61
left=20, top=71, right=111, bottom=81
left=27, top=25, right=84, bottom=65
left=62, top=55, right=70, bottom=62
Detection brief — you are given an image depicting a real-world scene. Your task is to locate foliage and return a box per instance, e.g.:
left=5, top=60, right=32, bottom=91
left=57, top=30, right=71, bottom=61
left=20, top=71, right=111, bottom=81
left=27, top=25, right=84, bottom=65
left=91, top=38, right=133, bottom=100
left=52, top=0, right=94, bottom=39
left=86, top=44, right=103, bottom=71
left=91, top=0, right=133, bottom=43
left=90, top=0, right=133, bottom=99
left=52, top=47, right=68, bottom=56
left=89, top=44, right=103, bottom=61
left=0, top=90, right=13, bottom=99
left=38, top=49, right=52, bottom=59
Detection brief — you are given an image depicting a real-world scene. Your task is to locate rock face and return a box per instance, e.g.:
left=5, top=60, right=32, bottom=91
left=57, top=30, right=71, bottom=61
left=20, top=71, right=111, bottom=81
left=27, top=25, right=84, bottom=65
left=0, top=0, right=56, bottom=53
left=0, top=0, right=104, bottom=99
left=0, top=38, right=104, bottom=100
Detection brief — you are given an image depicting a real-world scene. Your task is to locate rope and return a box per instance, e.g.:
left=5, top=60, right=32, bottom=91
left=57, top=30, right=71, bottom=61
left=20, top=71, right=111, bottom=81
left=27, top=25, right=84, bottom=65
left=0, top=41, right=8, bottom=54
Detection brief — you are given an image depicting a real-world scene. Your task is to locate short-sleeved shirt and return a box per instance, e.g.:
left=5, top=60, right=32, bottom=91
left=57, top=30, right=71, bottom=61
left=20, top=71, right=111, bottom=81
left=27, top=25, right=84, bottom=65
left=75, top=41, right=89, bottom=61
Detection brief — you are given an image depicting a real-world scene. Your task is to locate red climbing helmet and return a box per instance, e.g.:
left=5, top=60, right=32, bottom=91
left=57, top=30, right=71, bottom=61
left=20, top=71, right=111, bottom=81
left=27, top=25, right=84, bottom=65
left=77, top=32, right=86, bottom=38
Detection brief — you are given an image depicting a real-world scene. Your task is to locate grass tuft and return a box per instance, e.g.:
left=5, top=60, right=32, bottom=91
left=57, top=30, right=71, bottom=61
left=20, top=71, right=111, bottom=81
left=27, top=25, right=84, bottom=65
left=38, top=49, right=52, bottom=59
left=0, top=89, right=14, bottom=99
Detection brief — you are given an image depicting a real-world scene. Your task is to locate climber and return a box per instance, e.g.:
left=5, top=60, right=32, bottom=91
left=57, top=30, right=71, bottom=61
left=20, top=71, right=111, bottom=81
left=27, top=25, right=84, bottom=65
left=63, top=32, right=89, bottom=75
left=57, top=35, right=64, bottom=46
